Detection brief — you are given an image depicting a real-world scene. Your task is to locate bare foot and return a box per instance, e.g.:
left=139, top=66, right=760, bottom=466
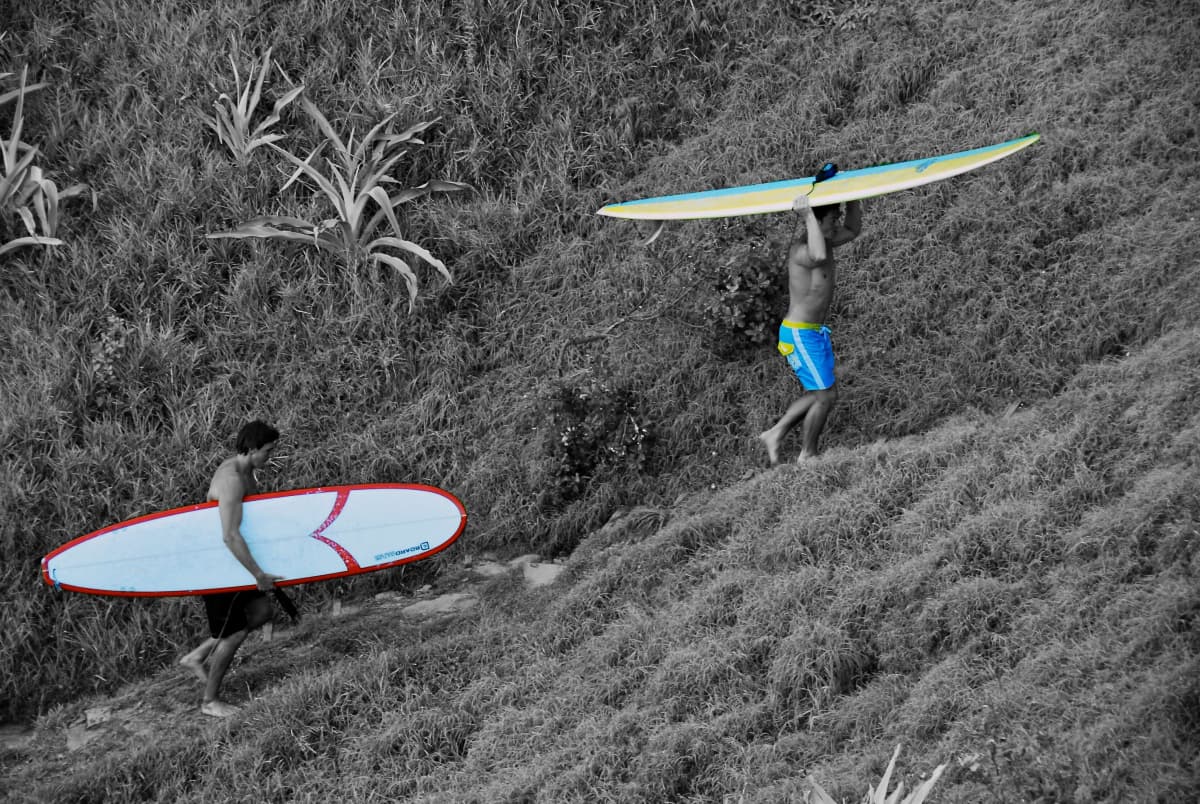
left=179, top=654, right=208, bottom=684
left=796, top=450, right=817, bottom=463
left=758, top=430, right=782, bottom=466
left=200, top=700, right=240, bottom=718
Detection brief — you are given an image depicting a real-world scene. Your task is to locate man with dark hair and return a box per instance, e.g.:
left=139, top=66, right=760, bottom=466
left=759, top=196, right=862, bottom=464
left=179, top=420, right=284, bottom=717
left=235, top=419, right=279, bottom=456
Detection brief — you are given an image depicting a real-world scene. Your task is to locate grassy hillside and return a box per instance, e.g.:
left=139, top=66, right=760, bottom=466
left=4, top=326, right=1198, bottom=801
left=2, top=0, right=1198, bottom=798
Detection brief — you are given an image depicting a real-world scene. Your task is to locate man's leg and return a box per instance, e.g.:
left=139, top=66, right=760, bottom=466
left=179, top=637, right=217, bottom=683
left=798, top=386, right=837, bottom=460
left=200, top=594, right=274, bottom=717
left=201, top=629, right=248, bottom=716
left=760, top=395, right=816, bottom=465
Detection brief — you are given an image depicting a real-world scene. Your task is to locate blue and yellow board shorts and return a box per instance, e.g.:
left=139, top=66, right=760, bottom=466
left=778, top=320, right=835, bottom=391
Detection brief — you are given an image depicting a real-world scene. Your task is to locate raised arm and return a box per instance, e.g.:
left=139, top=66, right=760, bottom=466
left=791, top=194, right=828, bottom=263
left=831, top=199, right=862, bottom=246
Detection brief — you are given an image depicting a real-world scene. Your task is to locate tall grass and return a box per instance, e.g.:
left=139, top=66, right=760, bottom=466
left=6, top=326, right=1198, bottom=801
left=0, top=1, right=1198, bottom=799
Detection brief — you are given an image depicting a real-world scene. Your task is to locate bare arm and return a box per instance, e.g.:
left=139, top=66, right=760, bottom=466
left=214, top=475, right=280, bottom=591
left=831, top=199, right=862, bottom=246
left=791, top=194, right=828, bottom=263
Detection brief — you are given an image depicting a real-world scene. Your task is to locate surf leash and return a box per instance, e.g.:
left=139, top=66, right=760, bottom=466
left=788, top=161, right=839, bottom=251
left=273, top=588, right=301, bottom=622
left=797, top=161, right=838, bottom=205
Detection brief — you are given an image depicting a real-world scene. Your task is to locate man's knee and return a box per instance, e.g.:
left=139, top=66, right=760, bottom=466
left=217, top=629, right=248, bottom=651
left=246, top=596, right=273, bottom=630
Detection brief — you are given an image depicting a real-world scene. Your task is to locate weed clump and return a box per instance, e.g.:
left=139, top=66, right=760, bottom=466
left=88, top=314, right=134, bottom=412
left=207, top=88, right=468, bottom=309
left=201, top=42, right=303, bottom=170
left=1, top=67, right=90, bottom=256
left=768, top=620, right=877, bottom=728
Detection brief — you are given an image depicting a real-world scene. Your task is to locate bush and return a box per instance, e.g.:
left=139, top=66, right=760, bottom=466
left=543, top=379, right=654, bottom=508
left=703, top=233, right=787, bottom=354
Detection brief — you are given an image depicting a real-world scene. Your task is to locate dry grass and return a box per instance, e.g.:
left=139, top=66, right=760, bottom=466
left=7, top=327, right=1198, bottom=801
left=1, top=0, right=1199, bottom=799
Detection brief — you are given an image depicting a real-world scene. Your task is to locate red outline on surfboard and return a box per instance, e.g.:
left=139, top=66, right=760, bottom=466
left=41, top=483, right=467, bottom=598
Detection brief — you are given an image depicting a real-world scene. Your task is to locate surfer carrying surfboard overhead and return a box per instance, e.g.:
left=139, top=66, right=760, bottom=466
left=179, top=420, right=285, bottom=718
left=759, top=195, right=862, bottom=464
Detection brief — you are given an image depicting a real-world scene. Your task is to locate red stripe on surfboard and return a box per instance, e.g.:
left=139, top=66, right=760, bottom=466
left=307, top=489, right=359, bottom=571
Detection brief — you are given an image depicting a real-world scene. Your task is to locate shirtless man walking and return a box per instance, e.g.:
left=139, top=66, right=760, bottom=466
left=179, top=420, right=284, bottom=717
left=759, top=195, right=862, bottom=464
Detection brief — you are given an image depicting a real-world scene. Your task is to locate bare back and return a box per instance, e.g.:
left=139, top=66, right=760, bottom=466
left=206, top=457, right=255, bottom=503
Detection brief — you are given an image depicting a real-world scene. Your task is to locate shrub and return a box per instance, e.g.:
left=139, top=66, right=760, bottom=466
left=543, top=379, right=654, bottom=507
left=703, top=233, right=787, bottom=353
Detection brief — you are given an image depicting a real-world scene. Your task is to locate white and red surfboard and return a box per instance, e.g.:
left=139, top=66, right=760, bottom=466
left=41, top=484, right=466, bottom=597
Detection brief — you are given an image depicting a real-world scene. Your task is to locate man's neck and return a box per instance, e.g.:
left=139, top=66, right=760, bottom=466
left=232, top=454, right=256, bottom=484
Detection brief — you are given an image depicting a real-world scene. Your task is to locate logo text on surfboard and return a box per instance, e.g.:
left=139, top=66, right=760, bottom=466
left=375, top=542, right=431, bottom=562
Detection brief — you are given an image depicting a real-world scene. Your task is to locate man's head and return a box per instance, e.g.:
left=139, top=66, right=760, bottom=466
left=813, top=203, right=841, bottom=224
left=236, top=420, right=280, bottom=466
left=813, top=203, right=842, bottom=238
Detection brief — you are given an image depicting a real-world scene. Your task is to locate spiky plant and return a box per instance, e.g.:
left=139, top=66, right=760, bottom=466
left=805, top=744, right=947, bottom=804
left=1, top=67, right=90, bottom=257
left=208, top=97, right=468, bottom=309
left=201, top=43, right=304, bottom=169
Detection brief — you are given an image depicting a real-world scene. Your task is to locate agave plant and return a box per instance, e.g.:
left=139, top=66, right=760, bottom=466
left=208, top=97, right=468, bottom=310
left=1, top=66, right=90, bottom=257
left=805, top=744, right=947, bottom=804
left=201, top=43, right=303, bottom=169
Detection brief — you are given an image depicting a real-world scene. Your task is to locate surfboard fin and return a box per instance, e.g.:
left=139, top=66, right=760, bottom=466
left=642, top=220, right=667, bottom=246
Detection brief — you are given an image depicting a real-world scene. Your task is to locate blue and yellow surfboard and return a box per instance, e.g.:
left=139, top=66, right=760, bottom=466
left=597, top=133, right=1040, bottom=221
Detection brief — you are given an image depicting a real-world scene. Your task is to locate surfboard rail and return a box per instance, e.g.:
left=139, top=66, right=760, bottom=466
left=41, top=483, right=468, bottom=598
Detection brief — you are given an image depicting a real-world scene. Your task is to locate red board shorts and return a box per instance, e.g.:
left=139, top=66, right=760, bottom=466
left=203, top=590, right=266, bottom=638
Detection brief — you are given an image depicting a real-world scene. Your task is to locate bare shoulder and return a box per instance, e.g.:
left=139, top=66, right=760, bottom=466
left=787, top=241, right=817, bottom=269
left=207, top=458, right=246, bottom=502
